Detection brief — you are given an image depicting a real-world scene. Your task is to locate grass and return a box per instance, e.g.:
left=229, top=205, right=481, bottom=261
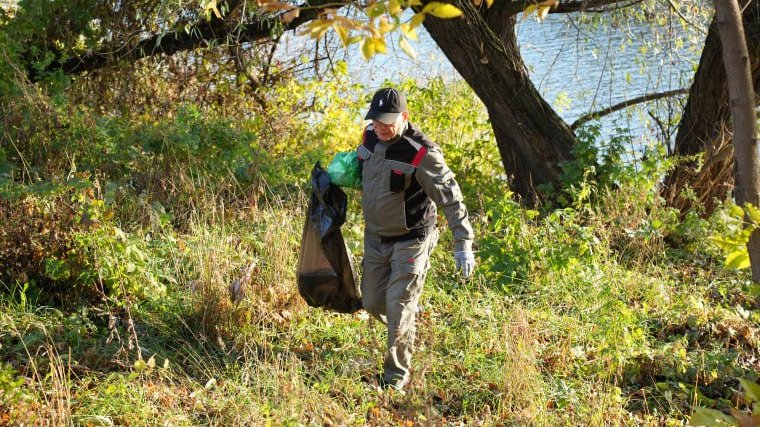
left=1, top=181, right=758, bottom=426
left=0, top=75, right=757, bottom=426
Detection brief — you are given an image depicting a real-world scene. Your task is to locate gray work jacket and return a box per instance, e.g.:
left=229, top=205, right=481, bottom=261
left=357, top=122, right=473, bottom=253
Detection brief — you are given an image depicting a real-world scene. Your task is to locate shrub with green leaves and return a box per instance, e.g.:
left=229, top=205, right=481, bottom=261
left=691, top=378, right=760, bottom=426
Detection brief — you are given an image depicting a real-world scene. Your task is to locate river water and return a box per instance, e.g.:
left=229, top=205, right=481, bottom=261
left=308, top=12, right=706, bottom=148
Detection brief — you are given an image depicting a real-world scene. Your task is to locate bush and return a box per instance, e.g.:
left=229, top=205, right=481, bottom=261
left=0, top=175, right=174, bottom=302
left=0, top=178, right=90, bottom=292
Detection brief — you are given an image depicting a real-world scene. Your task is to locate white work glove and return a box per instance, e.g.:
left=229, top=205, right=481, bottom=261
left=454, top=251, right=476, bottom=278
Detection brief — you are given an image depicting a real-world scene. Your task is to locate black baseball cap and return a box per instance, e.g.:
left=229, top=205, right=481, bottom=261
left=364, top=88, right=407, bottom=124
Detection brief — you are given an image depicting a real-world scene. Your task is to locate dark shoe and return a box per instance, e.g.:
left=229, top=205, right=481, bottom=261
left=380, top=376, right=407, bottom=393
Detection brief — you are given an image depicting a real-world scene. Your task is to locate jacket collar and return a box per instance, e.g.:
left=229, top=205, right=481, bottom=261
left=384, top=121, right=409, bottom=144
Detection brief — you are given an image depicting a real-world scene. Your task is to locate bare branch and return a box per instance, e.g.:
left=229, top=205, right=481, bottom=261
left=553, top=0, right=644, bottom=13
left=36, top=0, right=344, bottom=80
left=666, top=0, right=708, bottom=35
left=483, top=0, right=638, bottom=18
left=570, top=88, right=689, bottom=130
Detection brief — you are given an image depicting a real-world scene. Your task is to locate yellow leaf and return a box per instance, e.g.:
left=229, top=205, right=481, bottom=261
left=537, top=5, right=550, bottom=21
left=280, top=8, right=300, bottom=23
left=485, top=0, right=494, bottom=7
left=378, top=16, right=393, bottom=34
left=334, top=22, right=350, bottom=46
left=204, top=0, right=222, bottom=19
left=361, top=36, right=375, bottom=59
left=421, top=2, right=463, bottom=18
left=408, top=0, right=422, bottom=5
left=539, top=0, right=559, bottom=8
left=399, top=37, right=417, bottom=60
left=729, top=203, right=745, bottom=219
left=400, top=23, right=418, bottom=41
left=746, top=203, right=760, bottom=225
left=709, top=235, right=740, bottom=252
left=365, top=2, right=386, bottom=18
left=334, top=16, right=363, bottom=30
left=303, top=19, right=331, bottom=39
left=347, top=35, right=363, bottom=45
left=522, top=4, right=538, bottom=20
left=409, top=12, right=425, bottom=29
left=373, top=37, right=387, bottom=54
left=262, top=2, right=293, bottom=11
left=388, top=0, right=402, bottom=15
left=726, top=249, right=751, bottom=269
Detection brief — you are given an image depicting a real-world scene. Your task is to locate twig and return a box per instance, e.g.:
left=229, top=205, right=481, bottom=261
left=666, top=0, right=708, bottom=36
left=647, top=110, right=673, bottom=155
left=570, top=88, right=689, bottom=130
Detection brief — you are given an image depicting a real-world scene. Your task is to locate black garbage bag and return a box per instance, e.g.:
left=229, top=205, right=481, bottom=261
left=297, top=163, right=362, bottom=313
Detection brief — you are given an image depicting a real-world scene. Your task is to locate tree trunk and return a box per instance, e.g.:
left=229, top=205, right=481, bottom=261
left=422, top=1, right=576, bottom=204
left=663, top=1, right=760, bottom=216
left=715, top=0, right=760, bottom=281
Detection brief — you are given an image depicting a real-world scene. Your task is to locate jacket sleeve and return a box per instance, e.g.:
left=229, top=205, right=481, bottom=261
left=415, top=145, right=474, bottom=252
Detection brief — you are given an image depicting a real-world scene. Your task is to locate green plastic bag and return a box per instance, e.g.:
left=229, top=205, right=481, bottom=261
left=327, top=151, right=362, bottom=189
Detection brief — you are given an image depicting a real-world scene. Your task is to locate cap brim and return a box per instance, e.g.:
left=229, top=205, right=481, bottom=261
left=365, top=110, right=400, bottom=124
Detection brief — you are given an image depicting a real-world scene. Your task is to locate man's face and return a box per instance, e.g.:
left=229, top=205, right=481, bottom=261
left=372, top=111, right=408, bottom=142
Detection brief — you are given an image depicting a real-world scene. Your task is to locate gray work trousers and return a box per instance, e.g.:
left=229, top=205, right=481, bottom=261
left=361, top=228, right=439, bottom=386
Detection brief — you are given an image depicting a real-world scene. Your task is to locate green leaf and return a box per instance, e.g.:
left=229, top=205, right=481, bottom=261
left=421, top=2, right=463, bottom=18
left=365, top=2, right=386, bottom=18
left=740, top=378, right=760, bottom=403
left=79, top=416, right=114, bottom=427
left=690, top=407, right=735, bottom=426
left=726, top=250, right=751, bottom=269
left=134, top=359, right=148, bottom=372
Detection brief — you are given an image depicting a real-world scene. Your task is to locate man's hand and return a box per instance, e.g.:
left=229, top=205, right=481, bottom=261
left=454, top=251, right=476, bottom=278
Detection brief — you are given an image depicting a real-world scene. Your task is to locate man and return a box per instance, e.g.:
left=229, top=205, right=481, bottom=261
left=357, top=87, right=475, bottom=391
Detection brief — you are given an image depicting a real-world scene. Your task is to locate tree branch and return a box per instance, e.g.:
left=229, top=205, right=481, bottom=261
left=483, top=0, right=638, bottom=18
left=665, top=0, right=708, bottom=35
left=36, top=0, right=341, bottom=80
left=553, top=0, right=644, bottom=13
left=570, top=88, right=689, bottom=130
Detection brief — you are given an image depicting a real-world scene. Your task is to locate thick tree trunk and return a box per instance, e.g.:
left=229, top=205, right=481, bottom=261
left=663, top=1, right=760, bottom=216
left=422, top=1, right=575, bottom=204
left=715, top=0, right=760, bottom=281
